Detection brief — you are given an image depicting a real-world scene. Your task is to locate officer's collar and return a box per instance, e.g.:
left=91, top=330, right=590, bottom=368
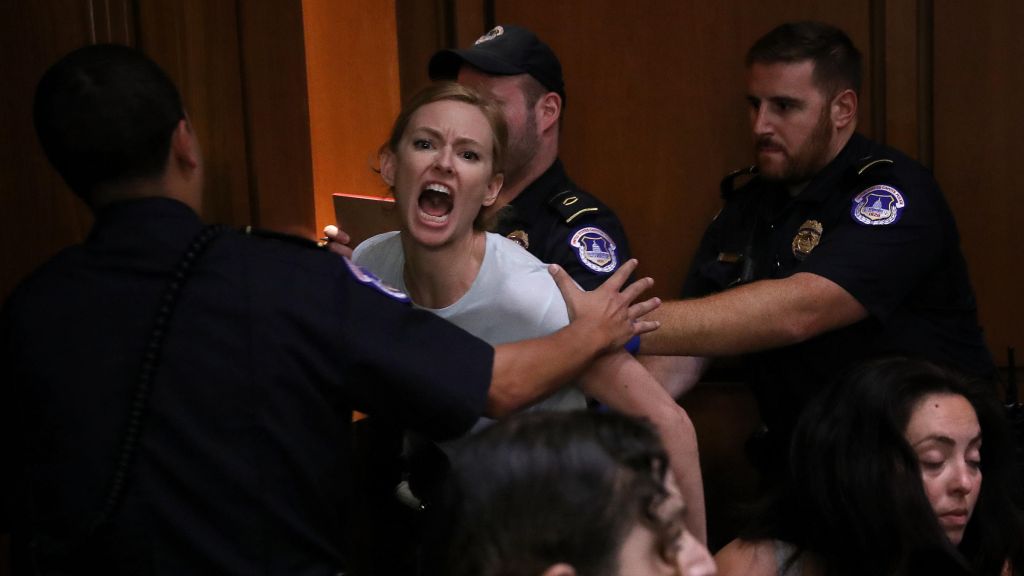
left=94, top=196, right=200, bottom=226
left=794, top=133, right=872, bottom=204
left=508, top=158, right=571, bottom=220
left=89, top=196, right=204, bottom=247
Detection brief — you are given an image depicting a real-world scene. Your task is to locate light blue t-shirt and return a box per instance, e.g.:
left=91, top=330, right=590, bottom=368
left=354, top=231, right=587, bottom=433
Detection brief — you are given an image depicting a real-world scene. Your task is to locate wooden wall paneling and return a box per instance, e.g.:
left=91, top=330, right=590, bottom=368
left=236, top=0, right=316, bottom=236
left=396, top=0, right=446, bottom=99
left=933, top=1, right=1024, bottom=365
left=90, top=0, right=135, bottom=45
left=883, top=0, right=921, bottom=159
left=301, top=0, right=403, bottom=235
left=395, top=0, right=488, bottom=102
left=915, top=0, right=934, bottom=169
left=134, top=0, right=252, bottom=228
left=453, top=0, right=487, bottom=47
left=0, top=0, right=136, bottom=301
left=492, top=0, right=871, bottom=300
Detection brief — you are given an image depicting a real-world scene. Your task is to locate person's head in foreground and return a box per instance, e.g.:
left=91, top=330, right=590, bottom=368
left=724, top=357, right=1023, bottom=576
left=425, top=410, right=715, bottom=576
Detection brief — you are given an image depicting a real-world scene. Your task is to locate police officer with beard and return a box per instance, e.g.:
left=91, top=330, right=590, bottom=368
left=428, top=24, right=632, bottom=291
left=641, top=21, right=994, bottom=473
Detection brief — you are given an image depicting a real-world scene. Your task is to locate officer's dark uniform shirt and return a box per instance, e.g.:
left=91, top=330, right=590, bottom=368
left=491, top=159, right=631, bottom=290
left=0, top=197, right=493, bottom=575
left=683, top=133, right=994, bottom=437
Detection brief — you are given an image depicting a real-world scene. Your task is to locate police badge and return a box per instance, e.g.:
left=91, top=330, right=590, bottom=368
left=506, top=229, right=529, bottom=249
left=569, top=227, right=618, bottom=273
left=792, top=220, right=823, bottom=261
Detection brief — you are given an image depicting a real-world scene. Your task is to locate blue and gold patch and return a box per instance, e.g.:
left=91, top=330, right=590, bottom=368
left=343, top=257, right=410, bottom=302
left=569, top=226, right=618, bottom=274
left=851, top=184, right=906, bottom=226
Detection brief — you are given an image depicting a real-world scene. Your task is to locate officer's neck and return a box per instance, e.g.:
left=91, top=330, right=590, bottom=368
left=786, top=181, right=809, bottom=198
left=786, top=128, right=855, bottom=197
left=482, top=141, right=559, bottom=219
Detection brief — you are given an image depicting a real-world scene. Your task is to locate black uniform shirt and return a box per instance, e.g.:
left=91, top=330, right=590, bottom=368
left=1, top=197, right=493, bottom=575
left=492, top=159, right=632, bottom=290
left=683, top=133, right=994, bottom=434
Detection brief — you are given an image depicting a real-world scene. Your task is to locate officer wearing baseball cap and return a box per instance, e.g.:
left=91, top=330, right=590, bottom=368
left=429, top=25, right=632, bottom=291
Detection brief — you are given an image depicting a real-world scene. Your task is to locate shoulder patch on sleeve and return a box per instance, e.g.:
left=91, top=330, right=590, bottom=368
left=569, top=226, right=619, bottom=274
left=550, top=189, right=601, bottom=224
left=342, top=257, right=410, bottom=302
left=851, top=184, right=906, bottom=226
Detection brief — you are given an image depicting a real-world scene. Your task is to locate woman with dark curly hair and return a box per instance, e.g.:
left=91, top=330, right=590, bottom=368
left=424, top=410, right=715, bottom=576
left=717, top=357, right=1024, bottom=575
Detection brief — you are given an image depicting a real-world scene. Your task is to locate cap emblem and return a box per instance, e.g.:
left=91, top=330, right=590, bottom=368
left=475, top=26, right=504, bottom=45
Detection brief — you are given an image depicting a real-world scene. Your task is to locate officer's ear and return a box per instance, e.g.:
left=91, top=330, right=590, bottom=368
left=379, top=148, right=396, bottom=187
left=831, top=88, right=857, bottom=130
left=536, top=91, right=562, bottom=134
left=170, top=117, right=200, bottom=172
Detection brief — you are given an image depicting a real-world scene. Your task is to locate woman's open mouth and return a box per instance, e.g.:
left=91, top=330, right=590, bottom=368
left=418, top=183, right=453, bottom=224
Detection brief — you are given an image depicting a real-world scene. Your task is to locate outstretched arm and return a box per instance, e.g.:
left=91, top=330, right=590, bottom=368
left=639, top=354, right=708, bottom=399
left=486, top=260, right=660, bottom=418
left=640, top=272, right=866, bottom=356
left=580, top=352, right=707, bottom=545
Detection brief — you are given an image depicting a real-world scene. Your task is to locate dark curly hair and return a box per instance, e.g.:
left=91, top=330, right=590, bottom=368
left=424, top=411, right=683, bottom=576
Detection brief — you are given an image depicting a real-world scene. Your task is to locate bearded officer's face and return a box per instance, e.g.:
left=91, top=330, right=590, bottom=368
left=457, top=66, right=540, bottom=187
left=746, top=60, right=837, bottom=184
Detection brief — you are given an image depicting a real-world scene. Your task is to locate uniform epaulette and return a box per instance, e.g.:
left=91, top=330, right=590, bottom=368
left=720, top=165, right=757, bottom=199
left=844, top=156, right=896, bottom=192
left=853, top=155, right=895, bottom=177
left=549, top=189, right=602, bottom=225
left=242, top=225, right=324, bottom=250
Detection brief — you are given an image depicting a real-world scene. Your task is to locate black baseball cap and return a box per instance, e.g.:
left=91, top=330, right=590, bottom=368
left=428, top=25, right=565, bottom=101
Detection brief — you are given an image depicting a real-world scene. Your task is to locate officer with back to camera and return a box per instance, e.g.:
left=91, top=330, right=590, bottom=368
left=0, top=43, right=656, bottom=575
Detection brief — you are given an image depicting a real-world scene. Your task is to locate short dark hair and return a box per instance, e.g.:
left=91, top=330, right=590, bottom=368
left=743, top=357, right=1024, bottom=576
left=425, top=411, right=680, bottom=576
left=33, top=44, right=185, bottom=203
left=746, top=21, right=862, bottom=97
